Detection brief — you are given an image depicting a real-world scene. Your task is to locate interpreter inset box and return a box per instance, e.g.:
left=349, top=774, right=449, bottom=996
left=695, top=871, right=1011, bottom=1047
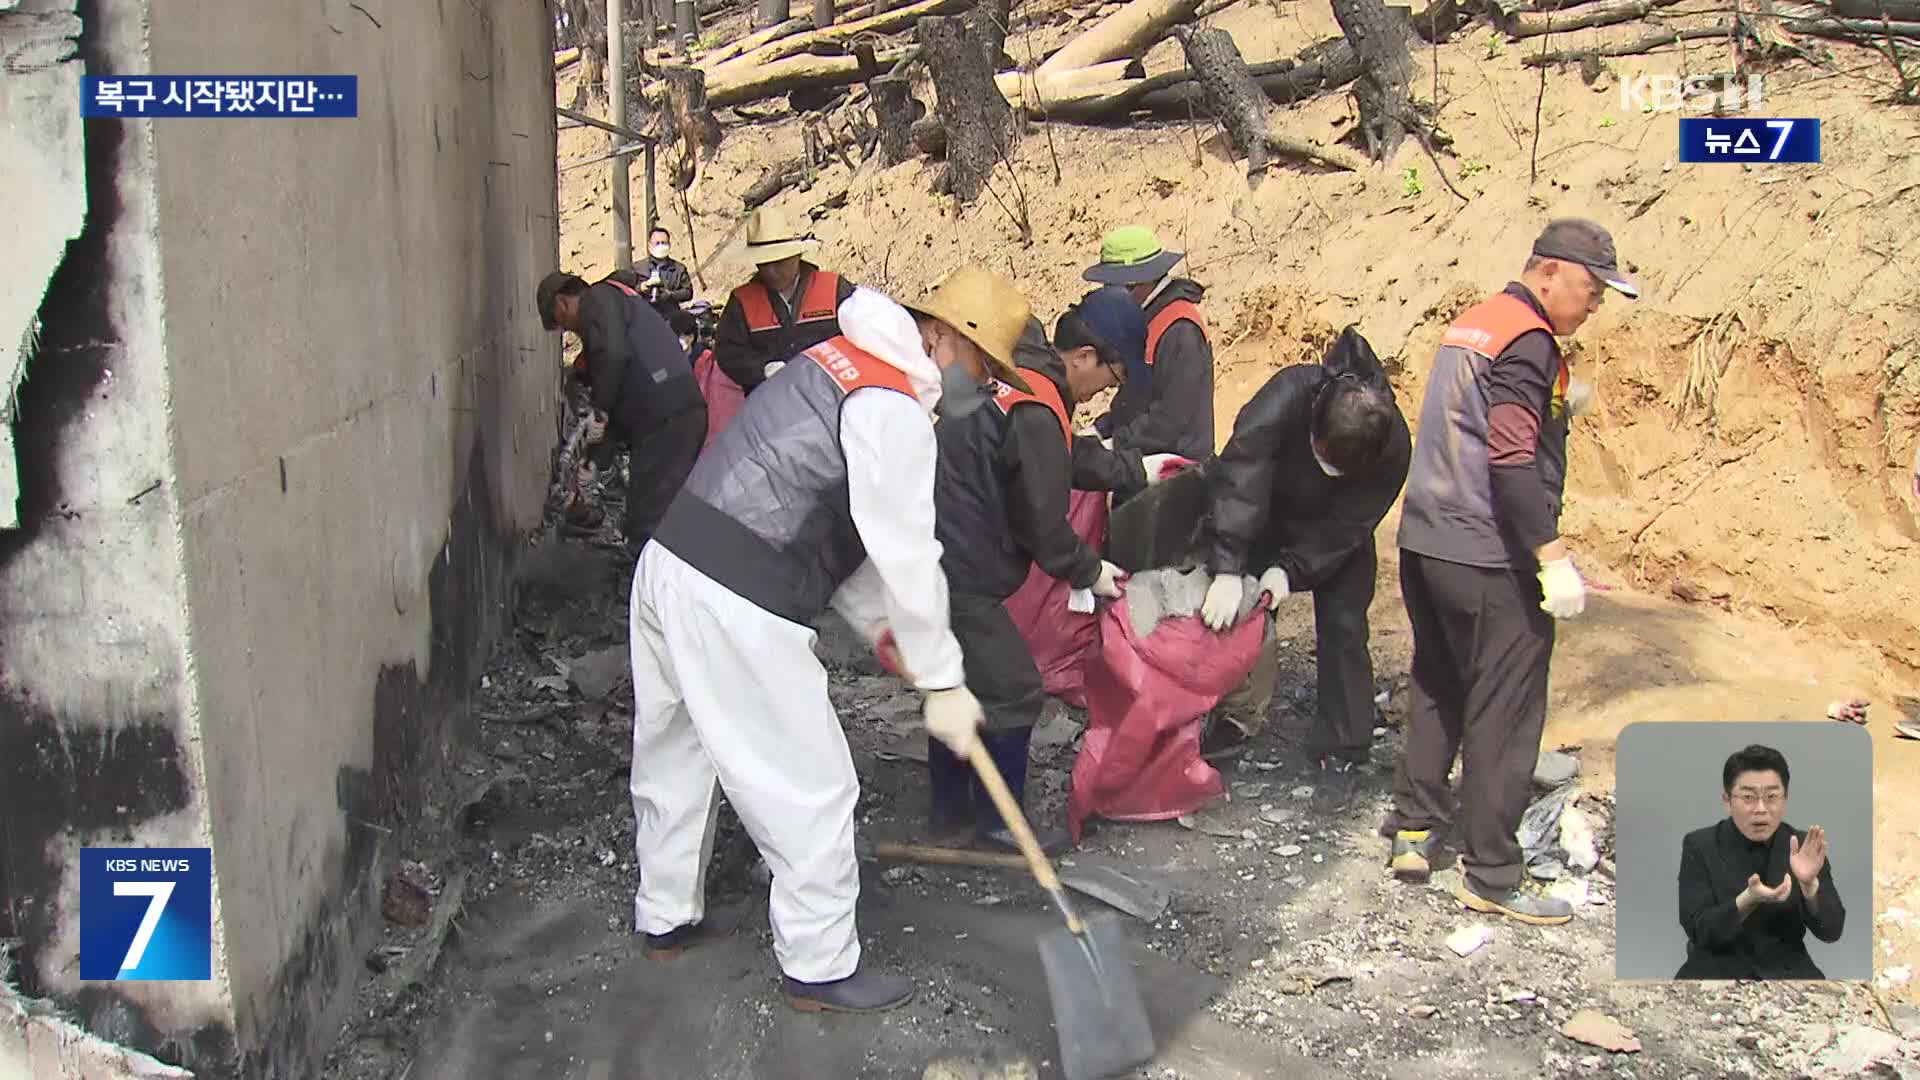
left=1613, top=722, right=1872, bottom=981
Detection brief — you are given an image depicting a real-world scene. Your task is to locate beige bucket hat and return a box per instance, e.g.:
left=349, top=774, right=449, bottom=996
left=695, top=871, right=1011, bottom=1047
left=908, top=266, right=1034, bottom=394
left=742, top=206, right=818, bottom=265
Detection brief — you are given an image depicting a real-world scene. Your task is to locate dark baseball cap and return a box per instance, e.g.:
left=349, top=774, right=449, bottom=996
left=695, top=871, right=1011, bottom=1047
left=536, top=271, right=580, bottom=330
left=1069, top=286, right=1149, bottom=383
left=1531, top=219, right=1639, bottom=299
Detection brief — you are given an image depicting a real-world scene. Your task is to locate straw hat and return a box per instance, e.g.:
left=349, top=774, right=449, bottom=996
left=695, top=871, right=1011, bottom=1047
left=908, top=266, right=1033, bottom=393
left=742, top=206, right=818, bottom=265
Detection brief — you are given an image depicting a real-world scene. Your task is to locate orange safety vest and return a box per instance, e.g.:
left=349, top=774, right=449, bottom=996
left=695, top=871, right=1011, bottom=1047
left=990, top=367, right=1072, bottom=444
left=736, top=269, right=843, bottom=333
left=1441, top=293, right=1569, bottom=418
left=799, top=335, right=918, bottom=400
left=1144, top=299, right=1207, bottom=367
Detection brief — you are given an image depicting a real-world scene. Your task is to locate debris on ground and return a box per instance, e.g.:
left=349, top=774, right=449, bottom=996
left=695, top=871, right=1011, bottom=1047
left=1446, top=925, right=1492, bottom=957
left=1532, top=749, right=1579, bottom=789
left=1828, top=697, right=1871, bottom=724
left=566, top=644, right=630, bottom=700
left=1561, top=1008, right=1642, bottom=1054
left=1519, top=782, right=1578, bottom=879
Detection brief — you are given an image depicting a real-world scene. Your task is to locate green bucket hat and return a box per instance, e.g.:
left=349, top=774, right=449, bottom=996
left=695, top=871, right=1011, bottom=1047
left=1083, top=225, right=1184, bottom=286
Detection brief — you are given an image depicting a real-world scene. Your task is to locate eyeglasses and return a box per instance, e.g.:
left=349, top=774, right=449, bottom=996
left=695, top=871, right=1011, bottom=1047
left=1731, top=790, right=1784, bottom=808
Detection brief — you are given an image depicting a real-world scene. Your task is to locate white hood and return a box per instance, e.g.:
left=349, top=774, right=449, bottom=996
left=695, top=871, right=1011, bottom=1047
left=838, top=286, right=942, bottom=414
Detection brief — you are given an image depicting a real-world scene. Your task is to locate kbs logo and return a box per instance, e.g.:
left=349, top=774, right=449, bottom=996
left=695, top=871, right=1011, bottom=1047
left=79, top=848, right=213, bottom=981
left=1619, top=74, right=1766, bottom=113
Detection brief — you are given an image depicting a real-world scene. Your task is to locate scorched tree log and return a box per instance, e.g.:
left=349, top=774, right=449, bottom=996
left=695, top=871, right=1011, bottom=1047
left=868, top=72, right=925, bottom=164
left=1330, top=0, right=1415, bottom=162
left=917, top=10, right=1016, bottom=201
left=1172, top=27, right=1273, bottom=183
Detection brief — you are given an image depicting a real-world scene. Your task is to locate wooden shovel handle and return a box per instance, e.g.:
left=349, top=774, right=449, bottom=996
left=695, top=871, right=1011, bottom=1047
left=871, top=842, right=1027, bottom=870
left=965, top=740, right=1083, bottom=932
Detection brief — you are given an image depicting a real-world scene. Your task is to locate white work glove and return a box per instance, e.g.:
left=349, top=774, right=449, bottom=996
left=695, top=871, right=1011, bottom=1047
left=1257, top=567, right=1290, bottom=608
left=1566, top=378, right=1596, bottom=418
left=1142, top=453, right=1194, bottom=485
left=1537, top=557, right=1587, bottom=619
left=1090, top=560, right=1126, bottom=599
left=924, top=686, right=985, bottom=755
left=762, top=360, right=787, bottom=380
left=1199, top=573, right=1245, bottom=631
left=586, top=409, right=609, bottom=444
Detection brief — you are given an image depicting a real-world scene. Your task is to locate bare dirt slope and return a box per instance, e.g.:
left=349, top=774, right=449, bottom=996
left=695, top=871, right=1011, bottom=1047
left=310, top=12, right=1920, bottom=1078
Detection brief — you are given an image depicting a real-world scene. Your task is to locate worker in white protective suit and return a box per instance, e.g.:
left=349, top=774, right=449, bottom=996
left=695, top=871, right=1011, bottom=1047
left=626, top=267, right=1036, bottom=1013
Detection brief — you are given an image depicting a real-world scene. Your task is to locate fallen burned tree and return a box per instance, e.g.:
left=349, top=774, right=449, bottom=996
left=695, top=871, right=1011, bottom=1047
left=1037, top=0, right=1204, bottom=75
left=1004, top=40, right=1362, bottom=122
left=1174, top=25, right=1273, bottom=181
left=707, top=0, right=968, bottom=76
left=1502, top=0, right=1686, bottom=37
left=706, top=46, right=905, bottom=107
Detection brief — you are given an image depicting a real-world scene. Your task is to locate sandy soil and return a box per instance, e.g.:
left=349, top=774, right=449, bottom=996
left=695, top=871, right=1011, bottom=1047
left=321, top=6, right=1920, bottom=1077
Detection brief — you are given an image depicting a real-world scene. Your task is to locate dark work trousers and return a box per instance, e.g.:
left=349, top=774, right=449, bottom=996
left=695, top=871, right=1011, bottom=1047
left=1221, top=541, right=1377, bottom=754
left=927, top=592, right=1048, bottom=835
left=1307, top=540, right=1379, bottom=765
left=1383, top=550, right=1556, bottom=893
left=614, top=406, right=707, bottom=549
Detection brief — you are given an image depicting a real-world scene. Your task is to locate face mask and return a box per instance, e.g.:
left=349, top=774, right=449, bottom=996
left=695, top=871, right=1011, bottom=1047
left=935, top=360, right=990, bottom=419
left=650, top=244, right=670, bottom=260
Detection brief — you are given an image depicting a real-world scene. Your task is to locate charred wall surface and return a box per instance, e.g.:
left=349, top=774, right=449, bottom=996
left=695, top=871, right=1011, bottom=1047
left=0, top=0, right=560, bottom=1074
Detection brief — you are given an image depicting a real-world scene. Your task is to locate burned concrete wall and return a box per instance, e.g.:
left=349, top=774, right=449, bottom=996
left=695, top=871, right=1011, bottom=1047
left=0, top=1, right=86, bottom=530
left=0, top=0, right=560, bottom=1074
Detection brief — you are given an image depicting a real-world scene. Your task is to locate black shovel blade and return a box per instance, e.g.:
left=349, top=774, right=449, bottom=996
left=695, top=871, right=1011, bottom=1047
left=1037, top=912, right=1155, bottom=1080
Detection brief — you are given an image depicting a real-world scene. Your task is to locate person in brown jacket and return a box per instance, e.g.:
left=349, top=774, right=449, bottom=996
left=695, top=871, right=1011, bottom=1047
left=709, top=207, right=857, bottom=395
left=1383, top=218, right=1637, bottom=926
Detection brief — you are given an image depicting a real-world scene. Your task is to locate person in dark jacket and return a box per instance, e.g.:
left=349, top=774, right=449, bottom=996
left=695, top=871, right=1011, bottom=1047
left=1082, top=225, right=1215, bottom=463
left=1675, top=744, right=1844, bottom=979
left=1381, top=218, right=1637, bottom=927
left=537, top=270, right=708, bottom=558
left=710, top=207, right=857, bottom=395
left=1192, top=327, right=1412, bottom=810
left=926, top=289, right=1186, bottom=855
left=637, top=226, right=696, bottom=334
left=1012, top=287, right=1184, bottom=500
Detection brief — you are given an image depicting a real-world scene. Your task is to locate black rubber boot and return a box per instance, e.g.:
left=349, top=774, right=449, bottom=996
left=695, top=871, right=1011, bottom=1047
left=642, top=920, right=726, bottom=960
left=970, top=727, right=1073, bottom=857
left=926, top=737, right=975, bottom=837
left=783, top=968, right=916, bottom=1013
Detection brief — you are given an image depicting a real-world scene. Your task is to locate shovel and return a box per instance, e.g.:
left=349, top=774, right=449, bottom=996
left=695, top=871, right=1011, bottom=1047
left=964, top=739, right=1156, bottom=1080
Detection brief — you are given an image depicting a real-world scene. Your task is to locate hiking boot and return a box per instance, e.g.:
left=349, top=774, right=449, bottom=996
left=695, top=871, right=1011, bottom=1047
left=975, top=824, right=1074, bottom=859
left=1311, top=756, right=1363, bottom=814
left=1388, top=829, right=1437, bottom=883
left=1454, top=875, right=1574, bottom=926
left=642, top=920, right=726, bottom=960
left=782, top=967, right=916, bottom=1013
